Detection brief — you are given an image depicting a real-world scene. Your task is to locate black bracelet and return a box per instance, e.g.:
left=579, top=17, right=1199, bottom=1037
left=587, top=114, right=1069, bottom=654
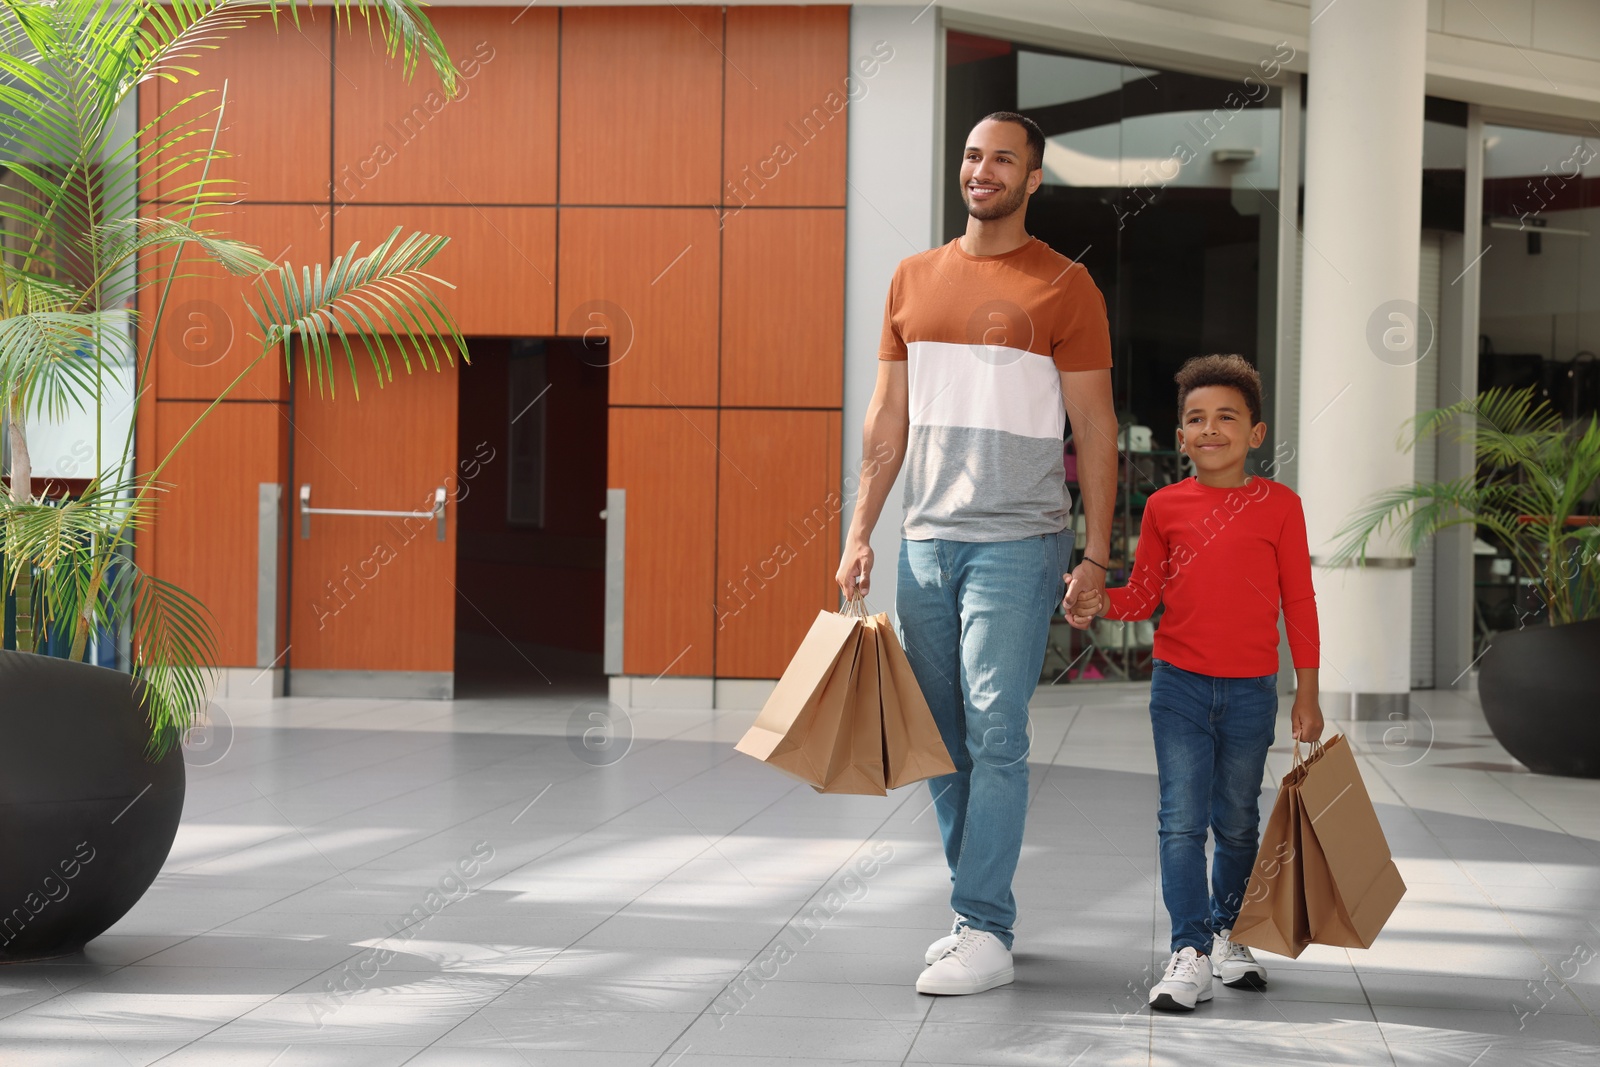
left=1082, top=556, right=1108, bottom=571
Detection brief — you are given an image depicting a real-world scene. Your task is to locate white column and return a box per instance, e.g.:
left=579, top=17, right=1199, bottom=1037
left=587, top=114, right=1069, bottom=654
left=1297, top=0, right=1427, bottom=719
left=843, top=7, right=941, bottom=625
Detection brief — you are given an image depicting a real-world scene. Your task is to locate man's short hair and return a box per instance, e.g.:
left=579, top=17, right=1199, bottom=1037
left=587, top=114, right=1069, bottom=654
left=979, top=111, right=1044, bottom=173
left=1175, top=354, right=1263, bottom=426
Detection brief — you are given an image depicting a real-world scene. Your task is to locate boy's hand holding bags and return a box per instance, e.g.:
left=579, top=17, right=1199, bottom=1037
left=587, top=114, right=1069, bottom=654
left=1232, top=734, right=1407, bottom=958
left=735, top=598, right=955, bottom=794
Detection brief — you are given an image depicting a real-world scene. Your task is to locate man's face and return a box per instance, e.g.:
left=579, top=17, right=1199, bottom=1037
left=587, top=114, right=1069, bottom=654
left=960, top=120, right=1040, bottom=222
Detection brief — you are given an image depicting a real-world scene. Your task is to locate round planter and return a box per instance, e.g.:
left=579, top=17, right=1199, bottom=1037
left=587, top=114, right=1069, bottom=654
left=0, top=650, right=185, bottom=963
left=1478, top=617, right=1600, bottom=778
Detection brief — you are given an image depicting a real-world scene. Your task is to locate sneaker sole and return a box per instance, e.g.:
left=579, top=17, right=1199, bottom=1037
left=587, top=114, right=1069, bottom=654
left=915, top=968, right=1014, bottom=996
left=1149, top=988, right=1214, bottom=1012
left=1220, top=971, right=1268, bottom=991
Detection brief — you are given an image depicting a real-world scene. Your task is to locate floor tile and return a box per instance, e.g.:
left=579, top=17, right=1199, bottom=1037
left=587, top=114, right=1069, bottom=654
left=8, top=683, right=1594, bottom=1066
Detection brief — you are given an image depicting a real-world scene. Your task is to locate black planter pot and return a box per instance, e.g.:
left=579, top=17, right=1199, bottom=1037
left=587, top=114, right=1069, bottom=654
left=0, top=650, right=185, bottom=962
left=1478, top=617, right=1600, bottom=778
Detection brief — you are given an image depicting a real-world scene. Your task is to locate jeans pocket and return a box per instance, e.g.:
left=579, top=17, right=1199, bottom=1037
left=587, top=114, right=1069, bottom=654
left=1254, top=673, right=1279, bottom=692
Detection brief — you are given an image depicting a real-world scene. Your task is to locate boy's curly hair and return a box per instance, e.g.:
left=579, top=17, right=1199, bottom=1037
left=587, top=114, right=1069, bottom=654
left=1174, top=354, right=1263, bottom=426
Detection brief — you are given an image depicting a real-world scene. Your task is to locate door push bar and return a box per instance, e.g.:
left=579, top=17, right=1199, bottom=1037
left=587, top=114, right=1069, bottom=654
left=299, top=484, right=447, bottom=541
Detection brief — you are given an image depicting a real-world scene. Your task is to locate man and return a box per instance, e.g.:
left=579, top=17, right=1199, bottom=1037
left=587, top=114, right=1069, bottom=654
left=836, top=111, right=1117, bottom=995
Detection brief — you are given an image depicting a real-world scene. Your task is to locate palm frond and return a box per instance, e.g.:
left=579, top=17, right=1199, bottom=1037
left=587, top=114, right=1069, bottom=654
left=0, top=308, right=129, bottom=419
left=248, top=226, right=465, bottom=399
left=1329, top=477, right=1486, bottom=566
left=99, top=214, right=273, bottom=281
left=108, top=563, right=218, bottom=759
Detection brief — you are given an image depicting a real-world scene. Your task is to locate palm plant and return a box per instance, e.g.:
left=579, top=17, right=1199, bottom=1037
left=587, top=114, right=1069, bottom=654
left=1, top=0, right=467, bottom=755
left=1331, top=386, right=1600, bottom=628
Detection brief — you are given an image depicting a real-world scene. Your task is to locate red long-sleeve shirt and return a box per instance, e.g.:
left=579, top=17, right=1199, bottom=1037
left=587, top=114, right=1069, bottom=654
left=1104, top=476, right=1319, bottom=677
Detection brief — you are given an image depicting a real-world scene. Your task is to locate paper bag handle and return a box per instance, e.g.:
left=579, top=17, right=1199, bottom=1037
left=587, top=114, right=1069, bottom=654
left=1290, top=737, right=1326, bottom=769
left=839, top=593, right=874, bottom=618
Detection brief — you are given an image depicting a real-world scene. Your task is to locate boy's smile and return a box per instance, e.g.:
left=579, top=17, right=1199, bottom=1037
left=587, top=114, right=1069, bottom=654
left=1176, top=384, right=1268, bottom=488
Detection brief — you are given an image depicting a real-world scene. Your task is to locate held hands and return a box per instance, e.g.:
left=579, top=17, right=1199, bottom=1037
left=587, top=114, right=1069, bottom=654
left=1062, top=564, right=1106, bottom=630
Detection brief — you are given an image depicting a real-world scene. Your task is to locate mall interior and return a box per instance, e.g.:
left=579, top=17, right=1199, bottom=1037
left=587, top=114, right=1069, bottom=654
left=1, top=0, right=1598, bottom=1063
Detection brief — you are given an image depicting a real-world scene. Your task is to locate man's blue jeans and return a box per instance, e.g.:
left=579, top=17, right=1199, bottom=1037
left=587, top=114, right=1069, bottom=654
left=896, top=530, right=1071, bottom=950
left=1148, top=657, right=1279, bottom=954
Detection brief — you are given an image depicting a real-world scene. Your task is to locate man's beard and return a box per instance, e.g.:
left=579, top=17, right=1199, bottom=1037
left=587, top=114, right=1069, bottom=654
left=962, top=181, right=1027, bottom=221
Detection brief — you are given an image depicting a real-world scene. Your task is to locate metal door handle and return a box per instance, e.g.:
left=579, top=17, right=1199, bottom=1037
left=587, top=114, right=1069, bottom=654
left=299, top=484, right=447, bottom=541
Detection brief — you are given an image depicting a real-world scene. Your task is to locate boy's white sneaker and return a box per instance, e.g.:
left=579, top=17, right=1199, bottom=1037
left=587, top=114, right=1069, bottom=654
left=915, top=927, right=1014, bottom=995
left=1211, top=928, right=1268, bottom=990
left=924, top=917, right=963, bottom=964
left=1148, top=947, right=1214, bottom=1012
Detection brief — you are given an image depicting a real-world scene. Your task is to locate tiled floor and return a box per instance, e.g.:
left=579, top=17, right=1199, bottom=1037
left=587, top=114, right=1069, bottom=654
left=3, top=656, right=1598, bottom=1065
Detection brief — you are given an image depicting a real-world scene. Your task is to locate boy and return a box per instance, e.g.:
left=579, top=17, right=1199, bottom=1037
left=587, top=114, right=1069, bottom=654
left=1065, top=354, right=1323, bottom=1012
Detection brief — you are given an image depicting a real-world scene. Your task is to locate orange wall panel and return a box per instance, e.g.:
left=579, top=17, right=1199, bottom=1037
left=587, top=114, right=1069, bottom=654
left=609, top=408, right=717, bottom=677
left=715, top=408, right=841, bottom=678
left=146, top=203, right=328, bottom=403
left=333, top=205, right=555, bottom=336
left=151, top=400, right=289, bottom=668
left=332, top=8, right=558, bottom=205
left=559, top=208, right=719, bottom=406
left=145, top=11, right=331, bottom=204
left=720, top=208, right=845, bottom=408
left=560, top=7, right=724, bottom=205
left=723, top=7, right=851, bottom=208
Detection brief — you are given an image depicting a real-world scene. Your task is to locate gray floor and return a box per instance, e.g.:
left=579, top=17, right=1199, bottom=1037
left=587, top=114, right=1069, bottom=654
left=3, top=656, right=1598, bottom=1066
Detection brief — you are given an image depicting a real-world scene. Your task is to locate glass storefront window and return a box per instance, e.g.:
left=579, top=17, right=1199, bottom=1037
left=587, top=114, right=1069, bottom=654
left=1473, top=125, right=1599, bottom=638
left=1479, top=126, right=1598, bottom=421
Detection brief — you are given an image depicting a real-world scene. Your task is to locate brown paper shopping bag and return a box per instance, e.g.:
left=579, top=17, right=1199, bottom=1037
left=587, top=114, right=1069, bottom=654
left=735, top=609, right=862, bottom=788
left=1234, top=736, right=1407, bottom=958
left=818, top=610, right=888, bottom=796
left=1230, top=761, right=1312, bottom=958
left=1296, top=735, right=1407, bottom=948
left=872, top=614, right=957, bottom=789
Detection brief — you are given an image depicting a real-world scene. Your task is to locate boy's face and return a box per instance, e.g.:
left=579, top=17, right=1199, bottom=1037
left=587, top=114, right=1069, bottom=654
left=1176, top=385, right=1268, bottom=474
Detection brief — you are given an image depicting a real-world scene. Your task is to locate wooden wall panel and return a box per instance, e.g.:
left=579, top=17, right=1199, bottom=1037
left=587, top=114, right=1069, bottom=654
left=146, top=11, right=331, bottom=204
left=559, top=208, right=719, bottom=405
left=609, top=408, right=717, bottom=676
left=721, top=208, right=845, bottom=407
left=151, top=401, right=288, bottom=668
left=332, top=8, right=557, bottom=205
left=147, top=203, right=327, bottom=403
left=715, top=409, right=841, bottom=678
left=289, top=348, right=459, bottom=672
left=723, top=7, right=851, bottom=208
left=333, top=205, right=555, bottom=336
left=560, top=7, right=724, bottom=205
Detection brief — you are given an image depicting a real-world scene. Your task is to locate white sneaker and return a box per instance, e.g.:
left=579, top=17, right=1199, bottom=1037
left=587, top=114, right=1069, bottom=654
left=924, top=916, right=964, bottom=965
left=1211, top=928, right=1267, bottom=990
left=1148, top=947, right=1214, bottom=1012
left=915, top=927, right=1014, bottom=995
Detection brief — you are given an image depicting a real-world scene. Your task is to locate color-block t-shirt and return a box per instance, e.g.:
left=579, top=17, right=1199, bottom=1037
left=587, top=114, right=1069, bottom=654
left=878, top=237, right=1112, bottom=541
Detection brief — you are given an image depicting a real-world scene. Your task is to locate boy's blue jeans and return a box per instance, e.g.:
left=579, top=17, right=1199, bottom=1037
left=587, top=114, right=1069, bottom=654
left=1148, top=657, right=1279, bottom=954
left=896, top=530, right=1071, bottom=950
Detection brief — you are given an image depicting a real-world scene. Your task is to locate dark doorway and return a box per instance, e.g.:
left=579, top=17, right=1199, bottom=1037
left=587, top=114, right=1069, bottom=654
left=452, top=336, right=608, bottom=695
